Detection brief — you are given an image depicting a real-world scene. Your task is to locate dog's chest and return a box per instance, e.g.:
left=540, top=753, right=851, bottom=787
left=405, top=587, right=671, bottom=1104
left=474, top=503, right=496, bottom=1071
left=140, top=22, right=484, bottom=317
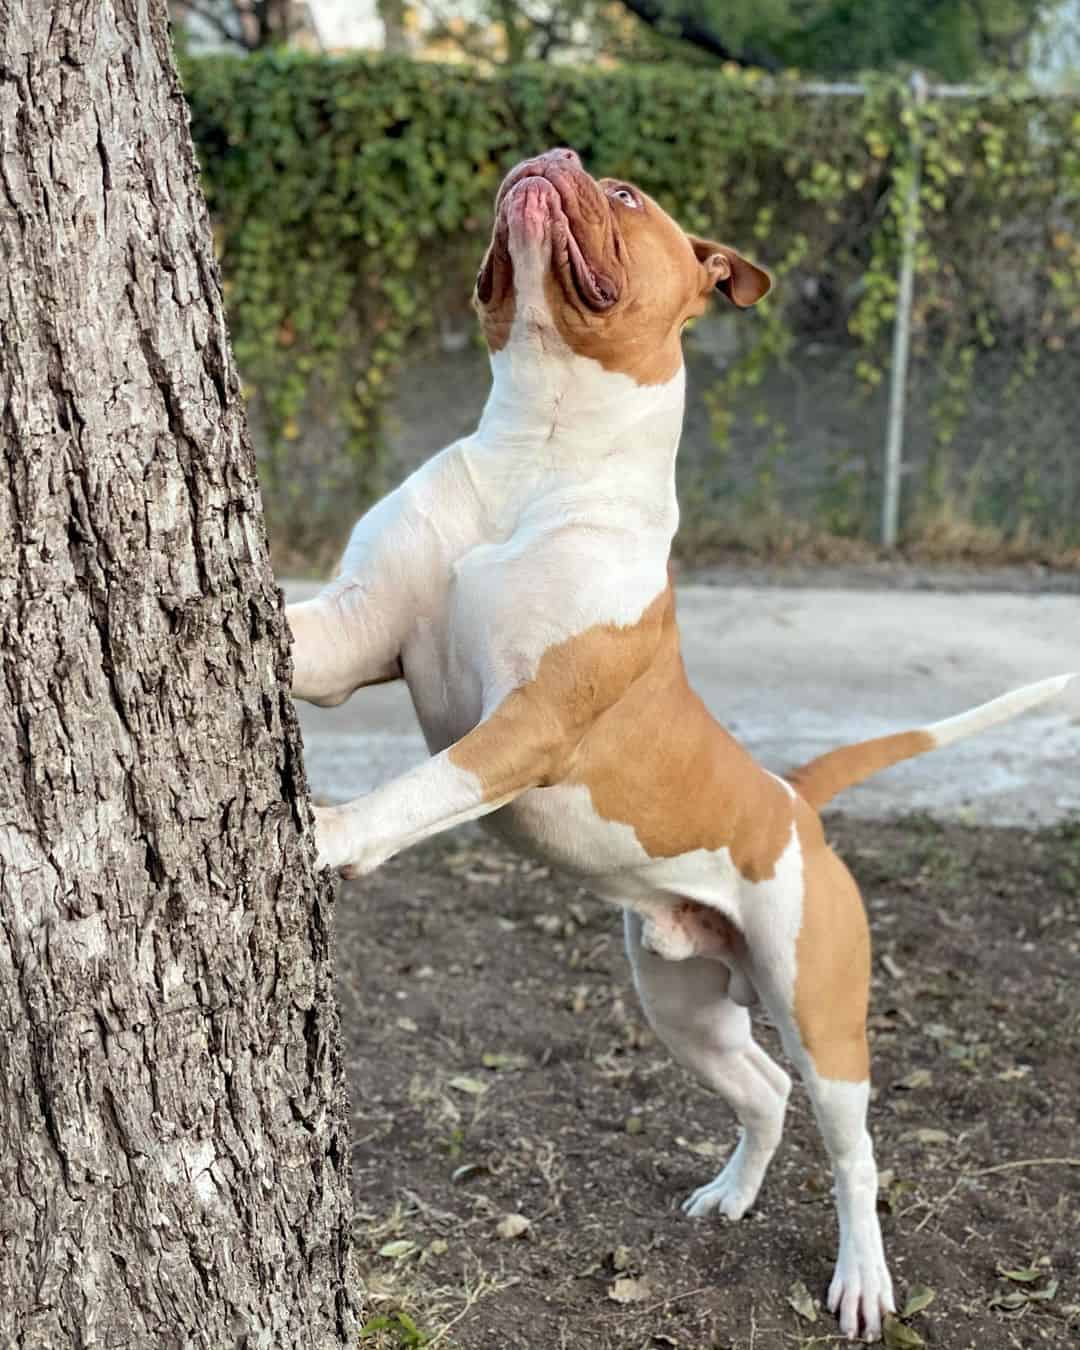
left=401, top=514, right=668, bottom=750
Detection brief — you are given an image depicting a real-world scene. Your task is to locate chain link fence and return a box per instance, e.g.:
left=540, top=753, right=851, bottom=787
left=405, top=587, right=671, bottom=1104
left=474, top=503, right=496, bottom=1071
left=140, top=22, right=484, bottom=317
left=672, top=74, right=1080, bottom=560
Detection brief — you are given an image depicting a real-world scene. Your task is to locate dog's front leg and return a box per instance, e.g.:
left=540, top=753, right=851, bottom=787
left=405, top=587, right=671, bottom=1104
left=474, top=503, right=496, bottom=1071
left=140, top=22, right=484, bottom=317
left=287, top=449, right=481, bottom=707
left=314, top=688, right=561, bottom=876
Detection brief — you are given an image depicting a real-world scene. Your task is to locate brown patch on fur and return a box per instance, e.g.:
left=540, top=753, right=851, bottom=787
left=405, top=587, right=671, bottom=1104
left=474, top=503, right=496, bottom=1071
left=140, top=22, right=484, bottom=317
left=448, top=588, right=670, bottom=795
left=567, top=588, right=794, bottom=880
left=452, top=585, right=795, bottom=883
left=791, top=802, right=871, bottom=1082
left=787, top=729, right=937, bottom=809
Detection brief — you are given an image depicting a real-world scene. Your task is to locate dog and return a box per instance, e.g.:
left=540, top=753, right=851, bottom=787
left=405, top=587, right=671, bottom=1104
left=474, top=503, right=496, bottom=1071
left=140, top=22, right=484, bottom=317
left=286, top=147, right=1074, bottom=1341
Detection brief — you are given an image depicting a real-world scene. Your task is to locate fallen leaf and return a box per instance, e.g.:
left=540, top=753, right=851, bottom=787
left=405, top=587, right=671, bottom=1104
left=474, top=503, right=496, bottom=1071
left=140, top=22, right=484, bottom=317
left=1025, top=1280, right=1058, bottom=1303
left=903, top=1127, right=949, bottom=1146
left=450, top=1162, right=488, bottom=1184
left=676, top=1136, right=721, bottom=1159
left=894, top=1069, right=933, bottom=1091
left=608, top=1276, right=651, bottom=1304
left=378, top=1239, right=418, bottom=1260
left=482, top=1051, right=529, bottom=1072
left=786, top=1280, right=817, bottom=1322
left=611, top=1245, right=634, bottom=1272
left=880, top=1177, right=917, bottom=1213
left=997, top=1265, right=1041, bottom=1283
left=988, top=1290, right=1029, bottom=1311
left=880, top=952, right=905, bottom=979
left=448, top=1075, right=488, bottom=1096
left=902, top=1285, right=936, bottom=1317
left=883, top=1315, right=925, bottom=1348
left=495, top=1212, right=531, bottom=1240
left=427, top=1239, right=448, bottom=1257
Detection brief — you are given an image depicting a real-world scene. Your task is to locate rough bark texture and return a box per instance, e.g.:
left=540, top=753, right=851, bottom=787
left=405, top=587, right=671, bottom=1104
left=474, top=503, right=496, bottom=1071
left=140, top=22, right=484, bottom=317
left=0, top=3, right=356, bottom=1345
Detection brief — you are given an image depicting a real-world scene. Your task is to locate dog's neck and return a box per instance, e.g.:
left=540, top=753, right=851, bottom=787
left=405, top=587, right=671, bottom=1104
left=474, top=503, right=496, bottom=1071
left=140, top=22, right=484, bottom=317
left=470, top=341, right=685, bottom=531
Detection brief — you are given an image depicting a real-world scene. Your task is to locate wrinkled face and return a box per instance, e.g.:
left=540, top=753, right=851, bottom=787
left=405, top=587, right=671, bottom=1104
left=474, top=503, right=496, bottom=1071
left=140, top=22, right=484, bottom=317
left=474, top=148, right=771, bottom=386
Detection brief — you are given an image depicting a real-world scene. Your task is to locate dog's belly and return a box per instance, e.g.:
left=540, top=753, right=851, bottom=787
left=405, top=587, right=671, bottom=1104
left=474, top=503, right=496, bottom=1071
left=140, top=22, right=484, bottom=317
left=484, top=787, right=751, bottom=929
left=484, top=782, right=652, bottom=877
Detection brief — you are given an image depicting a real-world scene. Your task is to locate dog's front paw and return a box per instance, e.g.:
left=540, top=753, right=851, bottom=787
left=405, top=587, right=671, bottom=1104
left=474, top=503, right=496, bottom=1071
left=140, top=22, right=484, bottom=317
left=312, top=805, right=387, bottom=877
left=313, top=804, right=352, bottom=872
left=681, top=1134, right=772, bottom=1221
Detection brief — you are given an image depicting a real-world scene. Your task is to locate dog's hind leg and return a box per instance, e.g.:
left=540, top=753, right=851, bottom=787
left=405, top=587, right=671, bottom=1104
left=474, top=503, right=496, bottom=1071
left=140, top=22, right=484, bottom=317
left=624, top=910, right=790, bottom=1221
left=752, top=837, right=894, bottom=1342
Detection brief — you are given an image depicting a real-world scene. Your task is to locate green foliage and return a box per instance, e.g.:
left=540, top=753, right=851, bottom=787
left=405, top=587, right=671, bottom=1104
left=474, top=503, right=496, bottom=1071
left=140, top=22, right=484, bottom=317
left=592, top=1, right=1052, bottom=78
left=359, top=1309, right=431, bottom=1347
left=732, top=0, right=1050, bottom=80
left=183, top=53, right=1080, bottom=551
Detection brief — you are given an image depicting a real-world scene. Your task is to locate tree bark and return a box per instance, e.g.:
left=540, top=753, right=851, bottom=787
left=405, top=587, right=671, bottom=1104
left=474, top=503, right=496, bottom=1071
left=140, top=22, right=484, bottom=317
left=0, top=2, right=356, bottom=1345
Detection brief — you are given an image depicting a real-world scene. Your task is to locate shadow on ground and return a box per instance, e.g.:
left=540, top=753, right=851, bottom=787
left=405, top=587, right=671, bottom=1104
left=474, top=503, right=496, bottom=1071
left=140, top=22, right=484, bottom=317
left=336, top=815, right=1080, bottom=1349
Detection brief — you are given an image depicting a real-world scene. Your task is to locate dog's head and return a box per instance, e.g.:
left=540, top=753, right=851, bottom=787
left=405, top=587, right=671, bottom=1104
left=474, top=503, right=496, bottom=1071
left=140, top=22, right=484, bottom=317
left=474, top=148, right=770, bottom=386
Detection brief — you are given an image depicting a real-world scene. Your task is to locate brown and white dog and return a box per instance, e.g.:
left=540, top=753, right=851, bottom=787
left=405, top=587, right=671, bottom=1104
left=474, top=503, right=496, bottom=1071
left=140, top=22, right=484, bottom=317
left=287, top=148, right=1074, bottom=1341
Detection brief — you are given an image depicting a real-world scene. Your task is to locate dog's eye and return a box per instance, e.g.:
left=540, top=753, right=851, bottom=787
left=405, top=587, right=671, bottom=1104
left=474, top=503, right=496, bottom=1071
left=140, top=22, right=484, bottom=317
left=609, top=186, right=640, bottom=209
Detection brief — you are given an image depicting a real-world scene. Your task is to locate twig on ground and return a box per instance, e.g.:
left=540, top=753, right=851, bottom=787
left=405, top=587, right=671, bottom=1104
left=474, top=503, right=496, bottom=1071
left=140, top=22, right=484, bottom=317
left=912, top=1156, right=1080, bottom=1233
left=400, top=1187, right=463, bottom=1226
left=618, top=1284, right=712, bottom=1318
left=426, top=1268, right=514, bottom=1348
left=967, top=1156, right=1080, bottom=1176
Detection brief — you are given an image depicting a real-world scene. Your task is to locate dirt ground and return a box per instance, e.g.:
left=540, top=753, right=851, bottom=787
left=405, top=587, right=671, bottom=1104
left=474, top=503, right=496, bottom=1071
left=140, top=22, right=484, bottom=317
left=337, top=815, right=1080, bottom=1350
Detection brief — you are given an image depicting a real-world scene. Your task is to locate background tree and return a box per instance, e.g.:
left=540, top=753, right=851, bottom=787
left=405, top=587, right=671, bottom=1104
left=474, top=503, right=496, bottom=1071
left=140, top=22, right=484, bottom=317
left=170, top=0, right=302, bottom=50
left=421, top=0, right=1056, bottom=76
left=0, top=1, right=356, bottom=1344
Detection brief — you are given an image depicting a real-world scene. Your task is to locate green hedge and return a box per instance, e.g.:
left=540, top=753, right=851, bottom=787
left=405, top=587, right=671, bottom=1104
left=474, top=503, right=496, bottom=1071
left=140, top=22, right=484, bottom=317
left=184, top=53, right=1080, bottom=552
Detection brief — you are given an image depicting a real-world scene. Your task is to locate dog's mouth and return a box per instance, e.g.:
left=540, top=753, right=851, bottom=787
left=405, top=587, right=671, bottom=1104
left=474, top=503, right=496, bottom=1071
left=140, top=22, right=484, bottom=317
left=556, top=207, right=619, bottom=311
left=484, top=167, right=620, bottom=315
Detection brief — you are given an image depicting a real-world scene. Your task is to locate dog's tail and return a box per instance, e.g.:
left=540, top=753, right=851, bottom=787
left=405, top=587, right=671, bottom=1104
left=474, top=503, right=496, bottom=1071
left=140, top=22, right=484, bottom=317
left=787, top=674, right=1076, bottom=809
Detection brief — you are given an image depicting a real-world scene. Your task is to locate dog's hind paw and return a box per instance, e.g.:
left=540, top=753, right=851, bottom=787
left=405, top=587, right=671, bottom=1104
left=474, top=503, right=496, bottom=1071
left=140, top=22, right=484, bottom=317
left=827, top=1246, right=895, bottom=1342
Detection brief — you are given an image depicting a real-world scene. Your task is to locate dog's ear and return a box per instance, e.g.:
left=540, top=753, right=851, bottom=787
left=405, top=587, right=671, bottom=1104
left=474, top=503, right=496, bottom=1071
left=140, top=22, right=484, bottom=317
left=689, top=236, right=771, bottom=308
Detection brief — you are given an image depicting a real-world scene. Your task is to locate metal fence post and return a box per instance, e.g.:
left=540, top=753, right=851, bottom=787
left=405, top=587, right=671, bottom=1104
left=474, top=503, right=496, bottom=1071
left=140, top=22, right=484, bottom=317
left=881, top=70, right=927, bottom=549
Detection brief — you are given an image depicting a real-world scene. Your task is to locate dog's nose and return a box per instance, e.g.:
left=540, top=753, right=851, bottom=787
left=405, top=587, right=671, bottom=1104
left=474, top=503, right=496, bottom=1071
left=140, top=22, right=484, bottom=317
left=495, top=148, right=585, bottom=212
left=536, top=147, right=581, bottom=171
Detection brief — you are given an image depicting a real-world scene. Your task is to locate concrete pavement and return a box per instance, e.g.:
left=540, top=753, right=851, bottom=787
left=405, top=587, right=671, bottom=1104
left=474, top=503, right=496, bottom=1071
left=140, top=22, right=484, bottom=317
left=282, top=580, right=1079, bottom=827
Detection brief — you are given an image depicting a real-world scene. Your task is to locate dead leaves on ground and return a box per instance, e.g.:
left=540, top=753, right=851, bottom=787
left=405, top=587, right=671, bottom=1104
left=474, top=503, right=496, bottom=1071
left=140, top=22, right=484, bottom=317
left=988, top=1259, right=1060, bottom=1313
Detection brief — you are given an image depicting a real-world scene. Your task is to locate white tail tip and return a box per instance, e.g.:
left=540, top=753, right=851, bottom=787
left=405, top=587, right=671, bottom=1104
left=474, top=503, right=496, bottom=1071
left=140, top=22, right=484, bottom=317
left=929, top=673, right=1077, bottom=749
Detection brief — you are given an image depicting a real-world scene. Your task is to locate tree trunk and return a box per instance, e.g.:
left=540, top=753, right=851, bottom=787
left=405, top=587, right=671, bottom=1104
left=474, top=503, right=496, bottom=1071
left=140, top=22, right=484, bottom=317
left=0, top=2, right=356, bottom=1345
left=378, top=0, right=409, bottom=55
